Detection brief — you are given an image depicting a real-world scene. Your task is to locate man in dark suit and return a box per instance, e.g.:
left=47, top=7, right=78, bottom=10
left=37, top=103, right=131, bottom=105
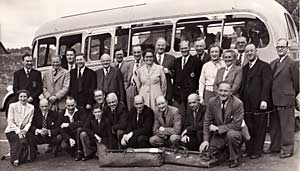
left=200, top=81, right=245, bottom=168
left=195, top=39, right=210, bottom=65
left=103, top=93, right=128, bottom=149
left=239, top=44, right=272, bottom=159
left=29, top=99, right=62, bottom=159
left=154, top=37, right=175, bottom=104
left=235, top=36, right=249, bottom=66
left=69, top=53, right=96, bottom=111
left=173, top=40, right=201, bottom=116
left=150, top=96, right=181, bottom=148
left=13, top=52, right=43, bottom=108
left=58, top=97, right=88, bottom=161
left=61, top=48, right=76, bottom=71
left=96, top=54, right=126, bottom=104
left=121, top=95, right=154, bottom=148
left=268, top=38, right=299, bottom=158
left=112, top=49, right=131, bottom=90
left=181, top=93, right=206, bottom=150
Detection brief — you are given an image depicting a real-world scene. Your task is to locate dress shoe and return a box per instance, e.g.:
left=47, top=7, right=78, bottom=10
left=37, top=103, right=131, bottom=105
left=250, top=154, right=261, bottom=159
left=12, top=160, right=19, bottom=167
left=53, top=146, right=59, bottom=157
left=74, top=151, right=83, bottom=161
left=279, top=153, right=293, bottom=159
left=82, top=154, right=95, bottom=161
left=242, top=152, right=251, bottom=158
left=264, top=148, right=280, bottom=154
left=229, top=159, right=239, bottom=168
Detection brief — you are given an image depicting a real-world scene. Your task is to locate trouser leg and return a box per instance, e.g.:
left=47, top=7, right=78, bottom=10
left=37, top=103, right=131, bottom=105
left=149, top=135, right=166, bottom=147
left=253, top=113, right=267, bottom=155
left=244, top=112, right=254, bottom=154
left=80, top=132, right=96, bottom=157
left=269, top=110, right=281, bottom=151
left=181, top=131, right=203, bottom=151
left=226, top=130, right=242, bottom=161
left=6, top=132, right=21, bottom=163
left=278, top=107, right=295, bottom=154
left=169, top=135, right=181, bottom=148
left=75, top=127, right=83, bottom=152
left=127, top=135, right=150, bottom=148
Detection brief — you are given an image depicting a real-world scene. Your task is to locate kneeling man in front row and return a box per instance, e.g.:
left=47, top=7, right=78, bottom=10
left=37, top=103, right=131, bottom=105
left=200, top=81, right=244, bottom=168
left=150, top=96, right=181, bottom=148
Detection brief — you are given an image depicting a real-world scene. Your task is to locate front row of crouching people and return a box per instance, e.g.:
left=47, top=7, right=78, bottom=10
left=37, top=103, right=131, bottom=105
left=5, top=81, right=248, bottom=168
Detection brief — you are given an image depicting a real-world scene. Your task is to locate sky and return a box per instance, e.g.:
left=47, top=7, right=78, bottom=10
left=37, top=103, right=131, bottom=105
left=0, top=0, right=160, bottom=48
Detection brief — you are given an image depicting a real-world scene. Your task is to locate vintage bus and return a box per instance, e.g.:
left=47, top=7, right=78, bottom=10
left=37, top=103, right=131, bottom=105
left=1, top=0, right=298, bottom=113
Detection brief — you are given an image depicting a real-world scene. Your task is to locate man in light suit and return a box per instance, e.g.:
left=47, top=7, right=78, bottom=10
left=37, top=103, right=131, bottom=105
left=42, top=55, right=70, bottom=113
left=200, top=81, right=245, bottom=168
left=268, top=38, right=299, bottom=158
left=96, top=54, right=125, bottom=104
left=125, top=45, right=144, bottom=110
left=154, top=38, right=175, bottom=104
left=13, top=52, right=43, bottom=108
left=173, top=40, right=201, bottom=116
left=69, top=53, right=96, bottom=110
left=235, top=36, right=249, bottom=66
left=213, top=49, right=242, bottom=97
left=239, top=44, right=272, bottom=159
left=150, top=96, right=181, bottom=148
left=195, top=39, right=211, bottom=65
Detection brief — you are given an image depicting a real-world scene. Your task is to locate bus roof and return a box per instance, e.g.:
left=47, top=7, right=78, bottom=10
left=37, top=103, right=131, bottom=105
left=34, top=0, right=289, bottom=40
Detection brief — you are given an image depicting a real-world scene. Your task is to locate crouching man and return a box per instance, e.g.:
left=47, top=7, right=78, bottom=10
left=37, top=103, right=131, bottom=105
left=199, top=81, right=244, bottom=168
left=150, top=96, right=181, bottom=148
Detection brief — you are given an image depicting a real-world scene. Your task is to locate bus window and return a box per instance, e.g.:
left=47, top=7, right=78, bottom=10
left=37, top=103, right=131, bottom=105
left=115, top=27, right=129, bottom=57
left=85, top=33, right=111, bottom=61
left=37, top=37, right=56, bottom=67
left=285, top=13, right=297, bottom=40
left=59, top=34, right=82, bottom=67
left=130, top=21, right=172, bottom=54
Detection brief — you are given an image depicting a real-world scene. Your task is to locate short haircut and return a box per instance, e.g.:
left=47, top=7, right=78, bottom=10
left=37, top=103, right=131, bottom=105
left=51, top=54, right=62, bottom=62
left=217, top=80, right=232, bottom=88
left=93, top=89, right=104, bottom=95
left=114, top=48, right=124, bottom=54
left=66, top=48, right=76, bottom=54
left=106, top=92, right=118, bottom=101
left=22, top=52, right=32, bottom=61
left=92, top=103, right=102, bottom=111
left=277, top=38, right=289, bottom=47
left=156, top=37, right=167, bottom=45
left=180, top=40, right=190, bottom=47
left=132, top=44, right=142, bottom=51
left=143, top=48, right=155, bottom=57
left=16, top=89, right=30, bottom=97
left=75, top=52, right=85, bottom=58
left=222, top=49, right=237, bottom=59
left=194, top=39, right=206, bottom=48
left=208, top=44, right=223, bottom=57
left=66, top=96, right=77, bottom=104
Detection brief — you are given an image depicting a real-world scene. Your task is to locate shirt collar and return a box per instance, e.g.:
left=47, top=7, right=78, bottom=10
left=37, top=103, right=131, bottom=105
left=225, top=64, right=233, bottom=71
left=64, top=108, right=78, bottom=118
left=279, top=54, right=288, bottom=63
left=249, top=57, right=258, bottom=68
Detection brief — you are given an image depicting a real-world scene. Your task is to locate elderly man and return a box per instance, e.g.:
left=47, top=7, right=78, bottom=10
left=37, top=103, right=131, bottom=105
left=96, top=54, right=125, bottom=104
left=150, top=96, right=181, bottom=148
left=42, top=55, right=70, bottom=113
left=154, top=38, right=175, bottom=104
left=121, top=95, right=154, bottom=148
left=29, top=98, right=62, bottom=159
left=93, top=89, right=106, bottom=111
left=200, top=81, right=244, bottom=168
left=103, top=93, right=128, bottom=149
left=268, top=38, right=299, bottom=158
left=58, top=97, right=88, bottom=161
left=195, top=39, right=210, bottom=65
left=181, top=93, right=206, bottom=150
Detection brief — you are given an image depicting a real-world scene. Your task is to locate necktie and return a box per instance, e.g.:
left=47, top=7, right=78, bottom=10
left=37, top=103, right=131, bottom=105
left=182, top=57, right=187, bottom=69
left=137, top=111, right=140, bottom=122
left=193, top=110, right=197, bottom=126
left=132, top=63, right=139, bottom=86
left=221, top=101, right=226, bottom=122
left=236, top=53, right=242, bottom=66
left=53, top=69, right=57, bottom=77
left=162, top=111, right=166, bottom=123
left=116, top=63, right=120, bottom=69
left=42, top=114, right=47, bottom=129
left=272, top=58, right=280, bottom=75
left=158, top=55, right=162, bottom=65
left=78, top=68, right=83, bottom=92
left=105, top=68, right=109, bottom=76
left=26, top=70, right=30, bottom=78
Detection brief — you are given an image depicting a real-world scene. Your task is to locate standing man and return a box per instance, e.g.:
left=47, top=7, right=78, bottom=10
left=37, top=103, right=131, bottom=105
left=125, top=45, right=144, bottom=110
left=112, top=49, right=130, bottom=89
left=62, top=48, right=76, bottom=71
left=268, top=38, right=299, bottom=158
left=42, top=55, right=70, bottom=113
left=149, top=96, right=181, bottom=148
left=121, top=95, right=154, bottom=148
left=195, top=39, right=210, bottom=65
left=200, top=81, right=244, bottom=168
left=181, top=93, right=206, bottom=150
left=173, top=40, right=201, bottom=115
left=235, top=36, right=248, bottom=66
left=154, top=37, right=175, bottom=104
left=96, top=54, right=125, bottom=104
left=13, top=52, right=43, bottom=108
left=69, top=53, right=96, bottom=111
left=239, top=44, right=272, bottom=159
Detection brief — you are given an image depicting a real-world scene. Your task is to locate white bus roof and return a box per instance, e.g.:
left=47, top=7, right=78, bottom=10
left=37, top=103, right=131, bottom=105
left=34, top=0, right=290, bottom=40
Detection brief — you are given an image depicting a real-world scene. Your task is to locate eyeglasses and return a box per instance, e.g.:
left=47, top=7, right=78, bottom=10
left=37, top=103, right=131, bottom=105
left=276, top=46, right=287, bottom=49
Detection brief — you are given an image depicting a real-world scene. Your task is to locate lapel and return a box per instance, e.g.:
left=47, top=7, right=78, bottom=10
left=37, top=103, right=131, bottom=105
left=219, top=68, right=225, bottom=80
left=214, top=98, right=223, bottom=123
left=105, top=67, right=114, bottom=85
left=128, top=62, right=135, bottom=80
left=224, top=97, right=233, bottom=123
left=161, top=54, right=169, bottom=67
left=165, top=106, right=171, bottom=126
left=16, top=102, right=32, bottom=127
left=53, top=68, right=64, bottom=83
left=147, top=64, right=156, bottom=76
left=274, top=57, right=289, bottom=78
left=247, top=59, right=259, bottom=80
left=226, top=65, right=235, bottom=79
left=182, top=55, right=193, bottom=72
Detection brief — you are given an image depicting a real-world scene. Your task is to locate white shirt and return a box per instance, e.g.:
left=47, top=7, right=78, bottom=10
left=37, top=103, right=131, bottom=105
left=249, top=58, right=258, bottom=69
left=104, top=67, right=110, bottom=76
left=182, top=55, right=190, bottom=69
left=279, top=54, right=287, bottom=63
left=238, top=52, right=245, bottom=65
left=156, top=53, right=165, bottom=65
left=68, top=64, right=75, bottom=71
left=64, top=108, right=78, bottom=123
left=78, top=66, right=85, bottom=77
left=222, top=64, right=233, bottom=81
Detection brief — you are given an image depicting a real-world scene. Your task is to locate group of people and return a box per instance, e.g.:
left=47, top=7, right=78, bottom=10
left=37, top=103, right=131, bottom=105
left=5, top=36, right=299, bottom=168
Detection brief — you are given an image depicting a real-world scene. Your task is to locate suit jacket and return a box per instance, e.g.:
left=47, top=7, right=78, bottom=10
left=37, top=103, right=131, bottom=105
left=154, top=53, right=175, bottom=101
left=103, top=102, right=128, bottom=132
left=270, top=56, right=299, bottom=106
left=111, top=61, right=131, bottom=89
left=136, top=64, right=167, bottom=110
left=235, top=52, right=249, bottom=67
left=203, top=96, right=244, bottom=141
left=58, top=108, right=88, bottom=140
left=29, top=109, right=60, bottom=136
left=196, top=52, right=211, bottom=65
left=13, top=68, right=43, bottom=106
left=5, top=102, right=34, bottom=133
left=125, top=105, right=154, bottom=137
left=153, top=105, right=181, bottom=136
left=173, top=55, right=201, bottom=102
left=183, top=104, right=206, bottom=133
left=213, top=65, right=242, bottom=95
left=240, top=59, right=272, bottom=112
left=42, top=67, right=70, bottom=110
left=69, top=67, right=96, bottom=107
left=96, top=67, right=125, bottom=103
left=83, top=115, right=113, bottom=148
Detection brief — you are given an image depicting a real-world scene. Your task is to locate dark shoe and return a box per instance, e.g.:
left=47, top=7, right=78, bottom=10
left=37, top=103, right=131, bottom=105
left=53, top=146, right=59, bottom=157
left=264, top=148, right=280, bottom=154
left=242, top=152, right=251, bottom=158
left=250, top=154, right=261, bottom=159
left=229, top=159, right=239, bottom=168
left=82, top=154, right=94, bottom=161
left=74, top=151, right=83, bottom=161
left=279, top=153, right=293, bottom=159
